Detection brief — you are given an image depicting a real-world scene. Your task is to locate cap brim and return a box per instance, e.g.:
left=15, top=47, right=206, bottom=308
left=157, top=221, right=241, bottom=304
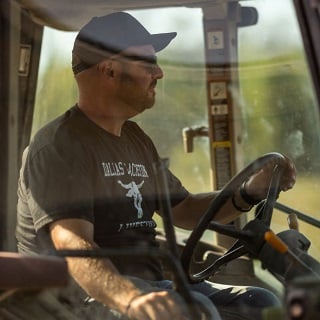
left=150, top=32, right=177, bottom=52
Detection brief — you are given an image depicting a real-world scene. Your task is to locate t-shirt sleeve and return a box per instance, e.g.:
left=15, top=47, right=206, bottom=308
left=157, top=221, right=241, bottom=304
left=25, top=141, right=94, bottom=231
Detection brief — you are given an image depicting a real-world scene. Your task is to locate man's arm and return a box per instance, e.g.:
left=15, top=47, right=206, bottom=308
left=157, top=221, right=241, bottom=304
left=172, top=155, right=297, bottom=229
left=50, top=218, right=189, bottom=320
left=171, top=190, right=250, bottom=230
left=50, top=219, right=141, bottom=312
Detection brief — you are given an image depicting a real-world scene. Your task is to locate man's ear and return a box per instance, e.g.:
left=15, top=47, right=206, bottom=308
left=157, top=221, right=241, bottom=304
left=97, top=60, right=114, bottom=78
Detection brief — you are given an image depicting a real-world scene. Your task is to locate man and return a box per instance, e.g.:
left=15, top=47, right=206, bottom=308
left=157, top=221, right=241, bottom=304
left=16, top=12, right=296, bottom=320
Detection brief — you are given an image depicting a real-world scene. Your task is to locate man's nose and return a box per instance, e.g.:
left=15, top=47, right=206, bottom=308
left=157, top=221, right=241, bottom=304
left=152, top=64, right=164, bottom=79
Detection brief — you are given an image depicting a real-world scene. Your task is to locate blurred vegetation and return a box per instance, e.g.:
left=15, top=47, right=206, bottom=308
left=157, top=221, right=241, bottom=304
left=33, top=49, right=320, bottom=187
left=32, top=59, right=77, bottom=135
left=239, top=52, right=320, bottom=173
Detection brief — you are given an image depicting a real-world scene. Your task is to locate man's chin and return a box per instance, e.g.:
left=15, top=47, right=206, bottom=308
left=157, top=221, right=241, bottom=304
left=132, top=102, right=154, bottom=115
left=145, top=103, right=155, bottom=110
left=141, top=99, right=155, bottom=111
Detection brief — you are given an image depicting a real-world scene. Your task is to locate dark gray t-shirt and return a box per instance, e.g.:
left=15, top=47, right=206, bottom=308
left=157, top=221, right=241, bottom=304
left=16, top=106, right=189, bottom=280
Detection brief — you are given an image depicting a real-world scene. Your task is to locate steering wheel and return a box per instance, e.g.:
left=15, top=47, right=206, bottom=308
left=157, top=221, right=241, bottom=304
left=180, top=152, right=287, bottom=283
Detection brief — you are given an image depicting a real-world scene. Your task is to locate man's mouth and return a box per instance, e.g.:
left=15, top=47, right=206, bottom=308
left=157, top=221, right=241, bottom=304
left=150, top=80, right=157, bottom=89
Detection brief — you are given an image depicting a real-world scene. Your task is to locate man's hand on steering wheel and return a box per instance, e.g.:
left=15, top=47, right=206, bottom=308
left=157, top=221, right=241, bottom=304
left=244, top=155, right=296, bottom=203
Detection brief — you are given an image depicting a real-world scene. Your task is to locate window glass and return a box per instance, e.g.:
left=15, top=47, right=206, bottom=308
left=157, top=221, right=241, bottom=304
left=33, top=7, right=210, bottom=194
left=32, top=1, right=320, bottom=260
left=238, top=0, right=320, bottom=258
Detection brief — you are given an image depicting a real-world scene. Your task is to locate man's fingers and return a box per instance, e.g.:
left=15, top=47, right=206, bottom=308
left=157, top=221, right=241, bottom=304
left=280, top=156, right=296, bottom=191
left=127, top=291, right=190, bottom=320
left=245, top=154, right=297, bottom=199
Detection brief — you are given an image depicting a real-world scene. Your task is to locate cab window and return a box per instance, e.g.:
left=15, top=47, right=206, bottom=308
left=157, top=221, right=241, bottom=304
left=32, top=1, right=320, bottom=259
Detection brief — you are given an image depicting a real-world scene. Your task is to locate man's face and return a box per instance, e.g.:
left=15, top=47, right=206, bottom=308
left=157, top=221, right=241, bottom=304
left=116, top=45, right=163, bottom=114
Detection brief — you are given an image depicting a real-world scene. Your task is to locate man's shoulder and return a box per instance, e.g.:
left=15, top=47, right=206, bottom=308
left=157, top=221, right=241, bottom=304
left=28, top=106, right=83, bottom=156
left=35, top=105, right=80, bottom=135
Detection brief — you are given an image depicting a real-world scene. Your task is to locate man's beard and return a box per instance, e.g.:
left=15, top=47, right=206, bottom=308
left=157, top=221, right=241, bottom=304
left=119, top=72, right=156, bottom=114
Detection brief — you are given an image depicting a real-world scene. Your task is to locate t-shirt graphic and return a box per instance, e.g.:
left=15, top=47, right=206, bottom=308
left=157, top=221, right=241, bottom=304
left=117, top=180, right=144, bottom=218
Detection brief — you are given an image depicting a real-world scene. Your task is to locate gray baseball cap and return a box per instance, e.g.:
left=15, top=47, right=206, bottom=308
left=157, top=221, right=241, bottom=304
left=72, top=12, right=177, bottom=74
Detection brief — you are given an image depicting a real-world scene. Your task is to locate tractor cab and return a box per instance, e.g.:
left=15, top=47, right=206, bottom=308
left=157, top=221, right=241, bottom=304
left=1, top=0, right=320, bottom=319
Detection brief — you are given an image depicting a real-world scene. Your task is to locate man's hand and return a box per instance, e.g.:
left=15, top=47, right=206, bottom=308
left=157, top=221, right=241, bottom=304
left=245, top=155, right=296, bottom=202
left=126, top=290, right=190, bottom=320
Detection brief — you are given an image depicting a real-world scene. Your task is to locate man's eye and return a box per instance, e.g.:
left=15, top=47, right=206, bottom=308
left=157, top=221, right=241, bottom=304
left=128, top=55, right=157, bottom=65
left=142, top=59, right=157, bottom=67
left=145, top=57, right=157, bottom=65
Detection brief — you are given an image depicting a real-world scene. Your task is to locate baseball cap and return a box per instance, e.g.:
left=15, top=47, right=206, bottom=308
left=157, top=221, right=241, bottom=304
left=72, top=12, right=177, bottom=74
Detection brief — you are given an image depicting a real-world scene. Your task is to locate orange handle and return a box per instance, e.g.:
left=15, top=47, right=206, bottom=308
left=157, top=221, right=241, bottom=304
left=264, top=231, right=288, bottom=254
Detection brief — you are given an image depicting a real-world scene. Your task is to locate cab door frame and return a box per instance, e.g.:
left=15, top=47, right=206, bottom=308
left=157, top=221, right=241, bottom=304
left=0, top=0, right=43, bottom=250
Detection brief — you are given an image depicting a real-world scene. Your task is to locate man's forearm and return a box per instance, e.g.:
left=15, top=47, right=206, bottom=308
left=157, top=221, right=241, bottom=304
left=50, top=220, right=142, bottom=314
left=171, top=192, right=217, bottom=229
left=66, top=249, right=142, bottom=314
left=171, top=190, right=253, bottom=229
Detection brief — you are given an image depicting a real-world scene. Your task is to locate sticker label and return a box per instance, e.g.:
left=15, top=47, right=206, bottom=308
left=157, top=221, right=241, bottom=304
left=207, top=31, right=224, bottom=50
left=210, top=82, right=227, bottom=100
left=211, top=104, right=228, bottom=115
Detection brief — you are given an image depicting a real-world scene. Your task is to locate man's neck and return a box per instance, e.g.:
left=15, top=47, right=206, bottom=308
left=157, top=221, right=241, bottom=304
left=77, top=102, right=126, bottom=136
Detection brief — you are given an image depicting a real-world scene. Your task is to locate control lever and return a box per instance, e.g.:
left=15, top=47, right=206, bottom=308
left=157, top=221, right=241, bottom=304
left=287, top=213, right=299, bottom=231
left=182, top=126, right=208, bottom=153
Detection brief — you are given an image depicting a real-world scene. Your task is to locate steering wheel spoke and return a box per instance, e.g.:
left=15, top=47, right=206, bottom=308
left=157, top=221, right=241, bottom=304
left=194, top=242, right=249, bottom=281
